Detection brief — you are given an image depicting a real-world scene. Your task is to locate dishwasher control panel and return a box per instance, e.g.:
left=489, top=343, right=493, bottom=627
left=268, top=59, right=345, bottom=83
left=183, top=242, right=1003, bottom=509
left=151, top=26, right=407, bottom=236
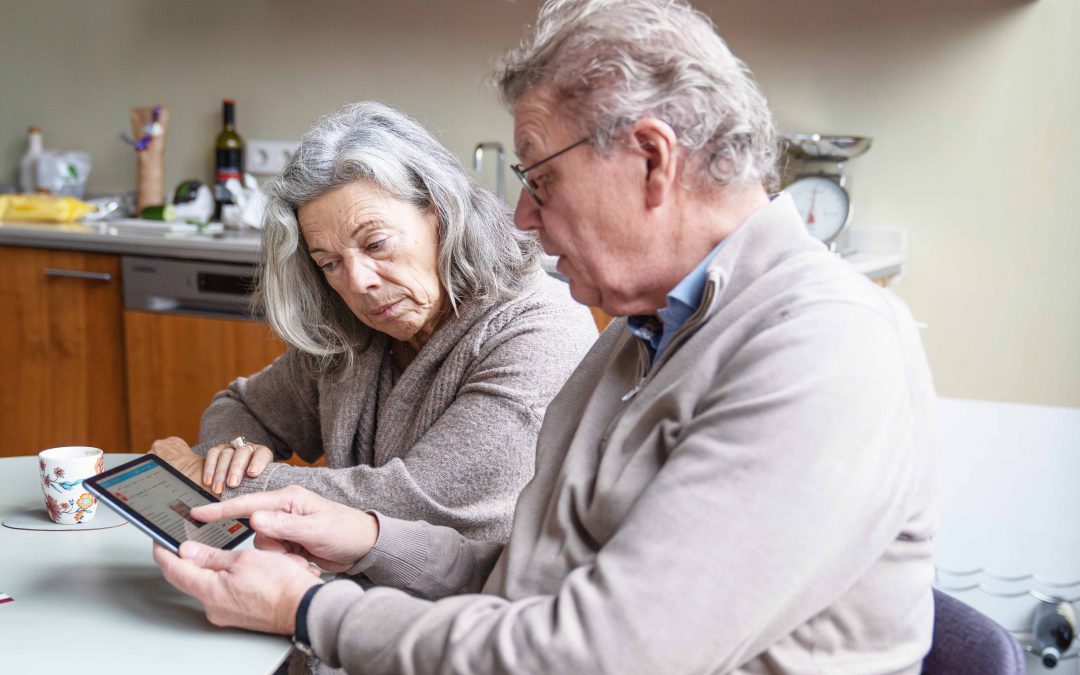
left=122, top=256, right=260, bottom=319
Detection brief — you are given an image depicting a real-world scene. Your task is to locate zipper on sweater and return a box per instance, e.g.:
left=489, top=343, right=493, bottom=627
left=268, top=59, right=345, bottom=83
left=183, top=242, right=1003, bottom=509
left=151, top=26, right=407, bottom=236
left=620, top=342, right=650, bottom=402
left=620, top=270, right=722, bottom=402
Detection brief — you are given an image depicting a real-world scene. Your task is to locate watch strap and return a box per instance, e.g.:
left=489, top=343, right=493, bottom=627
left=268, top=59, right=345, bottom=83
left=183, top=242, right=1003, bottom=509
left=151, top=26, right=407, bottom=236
left=292, top=582, right=324, bottom=656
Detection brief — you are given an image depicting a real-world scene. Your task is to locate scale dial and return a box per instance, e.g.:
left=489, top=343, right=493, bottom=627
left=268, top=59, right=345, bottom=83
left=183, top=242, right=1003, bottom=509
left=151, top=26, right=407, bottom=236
left=783, top=175, right=851, bottom=245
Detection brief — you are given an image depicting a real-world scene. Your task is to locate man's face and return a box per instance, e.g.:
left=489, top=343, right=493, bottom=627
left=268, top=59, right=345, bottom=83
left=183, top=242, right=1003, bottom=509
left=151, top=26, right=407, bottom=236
left=512, top=88, right=660, bottom=316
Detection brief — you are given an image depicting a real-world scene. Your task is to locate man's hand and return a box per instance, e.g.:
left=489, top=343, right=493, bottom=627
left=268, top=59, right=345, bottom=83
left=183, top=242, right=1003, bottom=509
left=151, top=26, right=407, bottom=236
left=190, top=486, right=380, bottom=572
left=149, top=437, right=209, bottom=492
left=153, top=541, right=321, bottom=635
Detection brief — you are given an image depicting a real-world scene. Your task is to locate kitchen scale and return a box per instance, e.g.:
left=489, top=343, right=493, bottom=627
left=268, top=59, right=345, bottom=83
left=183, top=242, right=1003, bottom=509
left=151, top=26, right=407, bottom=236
left=780, top=134, right=872, bottom=249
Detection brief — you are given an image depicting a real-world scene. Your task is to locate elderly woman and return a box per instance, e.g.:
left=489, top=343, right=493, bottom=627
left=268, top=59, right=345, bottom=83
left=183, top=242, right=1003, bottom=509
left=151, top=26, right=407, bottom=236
left=152, top=101, right=596, bottom=541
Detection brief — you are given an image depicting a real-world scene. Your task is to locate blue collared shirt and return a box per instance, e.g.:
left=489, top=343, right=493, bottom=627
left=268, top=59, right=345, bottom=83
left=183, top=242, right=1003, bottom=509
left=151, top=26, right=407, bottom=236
left=627, top=240, right=725, bottom=366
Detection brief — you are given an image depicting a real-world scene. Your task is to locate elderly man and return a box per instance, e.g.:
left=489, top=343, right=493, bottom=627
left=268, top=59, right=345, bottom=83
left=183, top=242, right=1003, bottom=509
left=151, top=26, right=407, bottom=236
left=154, top=1, right=938, bottom=673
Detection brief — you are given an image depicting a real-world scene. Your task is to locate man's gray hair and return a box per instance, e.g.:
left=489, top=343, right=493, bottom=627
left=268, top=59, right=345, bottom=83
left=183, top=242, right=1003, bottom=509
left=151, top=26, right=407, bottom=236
left=259, top=101, right=541, bottom=362
left=495, top=0, right=779, bottom=189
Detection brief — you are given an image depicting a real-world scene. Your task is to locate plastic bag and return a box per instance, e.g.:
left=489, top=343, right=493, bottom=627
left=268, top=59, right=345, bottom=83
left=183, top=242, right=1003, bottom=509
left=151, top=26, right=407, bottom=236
left=220, top=173, right=267, bottom=229
left=0, top=194, right=96, bottom=223
left=35, top=150, right=92, bottom=198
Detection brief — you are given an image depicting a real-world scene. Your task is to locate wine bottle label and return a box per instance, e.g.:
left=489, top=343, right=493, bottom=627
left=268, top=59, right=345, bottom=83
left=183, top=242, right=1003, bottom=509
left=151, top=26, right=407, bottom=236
left=215, top=148, right=245, bottom=203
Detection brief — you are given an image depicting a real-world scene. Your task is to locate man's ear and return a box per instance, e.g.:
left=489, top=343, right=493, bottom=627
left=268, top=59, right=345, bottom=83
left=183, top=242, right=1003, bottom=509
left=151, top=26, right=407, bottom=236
left=629, top=118, right=679, bottom=209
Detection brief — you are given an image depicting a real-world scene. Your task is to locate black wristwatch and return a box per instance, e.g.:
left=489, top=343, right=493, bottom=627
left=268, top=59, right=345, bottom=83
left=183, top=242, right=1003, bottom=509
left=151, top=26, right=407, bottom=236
left=292, top=583, right=324, bottom=657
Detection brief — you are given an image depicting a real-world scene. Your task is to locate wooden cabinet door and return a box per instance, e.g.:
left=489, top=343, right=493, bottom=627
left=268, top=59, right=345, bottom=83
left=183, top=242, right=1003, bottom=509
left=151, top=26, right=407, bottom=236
left=124, top=311, right=287, bottom=454
left=0, top=247, right=128, bottom=456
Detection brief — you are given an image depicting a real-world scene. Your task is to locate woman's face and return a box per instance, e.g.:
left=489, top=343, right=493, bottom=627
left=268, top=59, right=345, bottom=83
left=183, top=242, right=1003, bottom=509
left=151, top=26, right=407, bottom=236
left=298, top=180, right=445, bottom=344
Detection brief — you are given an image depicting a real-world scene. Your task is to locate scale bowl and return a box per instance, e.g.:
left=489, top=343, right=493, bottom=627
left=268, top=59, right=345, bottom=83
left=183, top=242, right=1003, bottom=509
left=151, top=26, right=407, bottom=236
left=784, top=134, right=872, bottom=161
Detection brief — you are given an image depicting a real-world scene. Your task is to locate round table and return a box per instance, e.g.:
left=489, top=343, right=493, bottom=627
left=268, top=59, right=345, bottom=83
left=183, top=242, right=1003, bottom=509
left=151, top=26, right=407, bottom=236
left=0, top=454, right=292, bottom=674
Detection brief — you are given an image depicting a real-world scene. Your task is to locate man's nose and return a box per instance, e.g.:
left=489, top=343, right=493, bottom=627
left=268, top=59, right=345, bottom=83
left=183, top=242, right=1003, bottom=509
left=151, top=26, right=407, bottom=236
left=513, top=188, right=540, bottom=232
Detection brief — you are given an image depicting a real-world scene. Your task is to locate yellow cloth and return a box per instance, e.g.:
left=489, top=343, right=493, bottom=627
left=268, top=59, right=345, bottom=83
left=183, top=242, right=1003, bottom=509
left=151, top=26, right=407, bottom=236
left=0, top=194, right=95, bottom=223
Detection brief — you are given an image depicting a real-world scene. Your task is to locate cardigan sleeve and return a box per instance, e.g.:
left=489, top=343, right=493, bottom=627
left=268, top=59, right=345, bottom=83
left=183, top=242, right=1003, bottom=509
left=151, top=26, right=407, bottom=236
left=195, top=348, right=326, bottom=464
left=346, top=512, right=505, bottom=599
left=217, top=293, right=597, bottom=541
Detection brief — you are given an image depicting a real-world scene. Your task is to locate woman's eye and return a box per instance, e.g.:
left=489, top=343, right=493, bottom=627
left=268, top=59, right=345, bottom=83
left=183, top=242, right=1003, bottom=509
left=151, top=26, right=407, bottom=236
left=318, top=260, right=338, bottom=272
left=367, top=238, right=387, bottom=252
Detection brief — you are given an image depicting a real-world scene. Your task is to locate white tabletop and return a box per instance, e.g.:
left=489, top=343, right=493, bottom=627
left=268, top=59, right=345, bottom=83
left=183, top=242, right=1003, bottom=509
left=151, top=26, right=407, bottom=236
left=0, top=454, right=291, bottom=674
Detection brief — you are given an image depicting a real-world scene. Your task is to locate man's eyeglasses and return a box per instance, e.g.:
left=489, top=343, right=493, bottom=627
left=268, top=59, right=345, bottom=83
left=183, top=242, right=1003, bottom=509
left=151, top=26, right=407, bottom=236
left=511, top=137, right=590, bottom=206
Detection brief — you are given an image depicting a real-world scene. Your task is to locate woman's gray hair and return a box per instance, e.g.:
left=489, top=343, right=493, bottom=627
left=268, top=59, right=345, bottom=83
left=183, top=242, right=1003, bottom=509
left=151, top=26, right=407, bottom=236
left=495, top=0, right=780, bottom=190
left=259, top=101, right=541, bottom=362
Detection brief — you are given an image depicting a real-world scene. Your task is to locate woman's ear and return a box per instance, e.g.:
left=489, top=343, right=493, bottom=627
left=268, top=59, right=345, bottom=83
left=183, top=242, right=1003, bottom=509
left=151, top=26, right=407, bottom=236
left=630, top=118, right=680, bottom=209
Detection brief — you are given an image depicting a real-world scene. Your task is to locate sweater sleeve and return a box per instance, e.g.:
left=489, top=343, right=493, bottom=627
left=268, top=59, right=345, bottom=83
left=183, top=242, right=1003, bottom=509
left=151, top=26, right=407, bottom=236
left=346, top=512, right=505, bottom=599
left=304, top=302, right=932, bottom=674
left=196, top=348, right=325, bottom=464
left=220, top=295, right=597, bottom=540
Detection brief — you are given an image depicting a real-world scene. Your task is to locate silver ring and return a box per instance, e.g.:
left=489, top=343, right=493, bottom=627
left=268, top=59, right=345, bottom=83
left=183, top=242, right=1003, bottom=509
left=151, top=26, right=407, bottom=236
left=229, top=435, right=248, bottom=450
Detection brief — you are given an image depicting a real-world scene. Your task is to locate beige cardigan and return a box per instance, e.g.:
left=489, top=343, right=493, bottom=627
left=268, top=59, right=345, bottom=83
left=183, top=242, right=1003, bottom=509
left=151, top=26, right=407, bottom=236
left=195, top=271, right=597, bottom=542
left=305, top=194, right=938, bottom=674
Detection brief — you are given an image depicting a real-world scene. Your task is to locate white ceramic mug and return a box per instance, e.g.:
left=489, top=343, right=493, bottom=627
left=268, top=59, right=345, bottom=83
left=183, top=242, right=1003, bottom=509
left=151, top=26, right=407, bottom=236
left=38, top=446, right=104, bottom=525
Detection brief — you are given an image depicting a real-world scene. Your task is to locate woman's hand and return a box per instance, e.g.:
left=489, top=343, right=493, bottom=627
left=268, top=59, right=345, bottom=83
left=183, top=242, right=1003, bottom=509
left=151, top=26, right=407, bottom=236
left=189, top=485, right=380, bottom=572
left=149, top=436, right=273, bottom=494
left=203, top=440, right=276, bottom=494
left=149, top=437, right=207, bottom=490
left=153, top=541, right=322, bottom=635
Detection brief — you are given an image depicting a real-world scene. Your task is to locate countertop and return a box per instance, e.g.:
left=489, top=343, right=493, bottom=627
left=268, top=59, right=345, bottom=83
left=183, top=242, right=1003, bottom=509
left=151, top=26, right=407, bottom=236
left=0, top=219, right=909, bottom=281
left=0, top=219, right=263, bottom=264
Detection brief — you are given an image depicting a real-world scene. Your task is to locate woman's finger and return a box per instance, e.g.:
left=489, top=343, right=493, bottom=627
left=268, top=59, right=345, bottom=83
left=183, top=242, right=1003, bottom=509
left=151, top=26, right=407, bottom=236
left=247, top=446, right=275, bottom=477
left=226, top=444, right=256, bottom=488
left=203, top=446, right=223, bottom=487
left=211, top=447, right=234, bottom=494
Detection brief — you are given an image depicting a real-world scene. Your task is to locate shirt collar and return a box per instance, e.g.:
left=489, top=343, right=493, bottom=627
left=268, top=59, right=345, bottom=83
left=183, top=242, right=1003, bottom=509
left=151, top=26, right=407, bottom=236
left=657, top=239, right=725, bottom=323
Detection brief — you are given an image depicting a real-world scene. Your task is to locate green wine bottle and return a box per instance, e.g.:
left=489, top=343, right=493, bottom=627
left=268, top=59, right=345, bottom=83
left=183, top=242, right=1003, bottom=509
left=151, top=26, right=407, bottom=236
left=213, top=99, right=245, bottom=220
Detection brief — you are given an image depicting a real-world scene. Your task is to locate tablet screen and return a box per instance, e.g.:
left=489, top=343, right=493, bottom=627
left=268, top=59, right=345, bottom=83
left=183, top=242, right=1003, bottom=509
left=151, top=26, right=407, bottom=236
left=92, top=456, right=252, bottom=550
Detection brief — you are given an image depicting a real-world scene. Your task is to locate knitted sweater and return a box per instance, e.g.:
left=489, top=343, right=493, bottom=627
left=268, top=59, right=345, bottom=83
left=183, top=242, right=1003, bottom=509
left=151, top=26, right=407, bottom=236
left=305, top=194, right=938, bottom=674
left=195, top=271, right=597, bottom=542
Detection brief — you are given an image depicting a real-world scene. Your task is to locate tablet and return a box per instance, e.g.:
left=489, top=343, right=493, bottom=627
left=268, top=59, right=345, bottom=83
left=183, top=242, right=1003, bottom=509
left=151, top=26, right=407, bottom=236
left=84, top=454, right=254, bottom=555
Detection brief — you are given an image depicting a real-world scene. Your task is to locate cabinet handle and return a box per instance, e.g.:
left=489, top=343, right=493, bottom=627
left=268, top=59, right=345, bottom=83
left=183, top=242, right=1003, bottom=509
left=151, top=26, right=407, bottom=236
left=44, top=268, right=113, bottom=282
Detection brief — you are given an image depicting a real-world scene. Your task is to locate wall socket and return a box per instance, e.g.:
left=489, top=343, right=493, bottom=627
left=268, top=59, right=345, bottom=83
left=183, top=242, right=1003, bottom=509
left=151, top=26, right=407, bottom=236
left=246, top=139, right=300, bottom=176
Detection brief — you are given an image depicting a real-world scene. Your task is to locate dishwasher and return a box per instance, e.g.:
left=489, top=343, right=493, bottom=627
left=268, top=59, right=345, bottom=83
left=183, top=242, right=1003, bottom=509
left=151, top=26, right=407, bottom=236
left=122, top=255, right=260, bottom=320
left=121, top=255, right=286, bottom=452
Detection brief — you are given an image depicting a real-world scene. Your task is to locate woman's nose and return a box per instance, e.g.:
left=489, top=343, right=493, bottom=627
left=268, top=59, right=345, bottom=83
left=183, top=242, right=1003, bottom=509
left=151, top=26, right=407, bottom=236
left=513, top=188, right=541, bottom=232
left=345, top=254, right=381, bottom=293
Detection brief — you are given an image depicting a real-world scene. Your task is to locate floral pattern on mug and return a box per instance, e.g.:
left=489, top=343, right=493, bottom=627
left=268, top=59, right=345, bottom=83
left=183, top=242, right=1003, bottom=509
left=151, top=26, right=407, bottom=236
left=94, top=455, right=104, bottom=476
left=44, top=493, right=96, bottom=523
left=40, top=471, right=85, bottom=493
left=44, top=494, right=62, bottom=521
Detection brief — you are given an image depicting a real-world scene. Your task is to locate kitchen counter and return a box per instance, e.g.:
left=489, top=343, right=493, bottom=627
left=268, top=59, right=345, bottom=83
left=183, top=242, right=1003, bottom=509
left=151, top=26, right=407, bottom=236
left=0, top=219, right=909, bottom=281
left=0, top=220, right=262, bottom=264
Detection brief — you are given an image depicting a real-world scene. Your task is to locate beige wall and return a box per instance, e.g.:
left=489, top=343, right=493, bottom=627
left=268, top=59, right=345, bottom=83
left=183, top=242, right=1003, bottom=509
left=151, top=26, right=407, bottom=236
left=3, top=0, right=1076, bottom=407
